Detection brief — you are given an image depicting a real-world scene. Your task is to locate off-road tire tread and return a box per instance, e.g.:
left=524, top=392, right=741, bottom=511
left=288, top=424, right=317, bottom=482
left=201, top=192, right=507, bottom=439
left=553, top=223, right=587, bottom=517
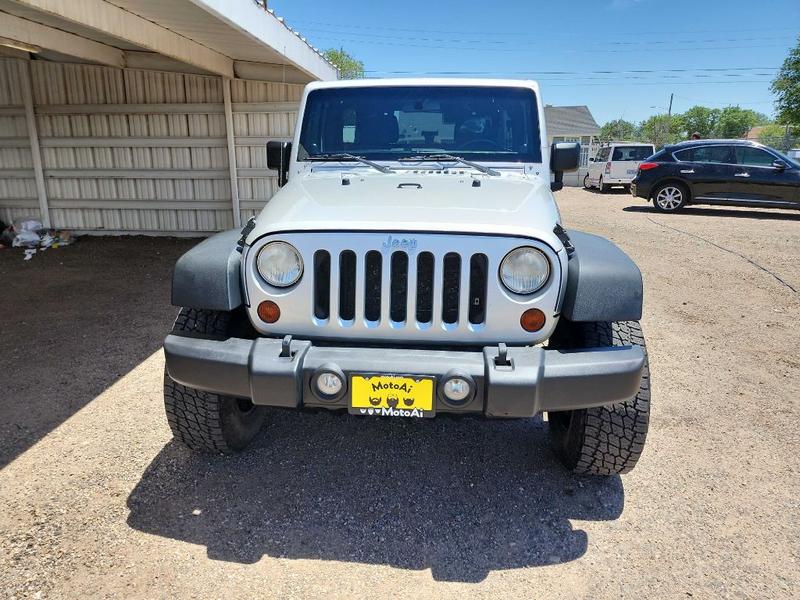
left=172, top=308, right=231, bottom=339
left=164, top=376, right=237, bottom=454
left=164, top=308, right=262, bottom=454
left=550, top=321, right=650, bottom=475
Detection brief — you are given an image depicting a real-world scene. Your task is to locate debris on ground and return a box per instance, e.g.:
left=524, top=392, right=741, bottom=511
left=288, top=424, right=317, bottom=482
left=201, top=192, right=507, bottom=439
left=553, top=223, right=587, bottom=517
left=2, top=217, right=75, bottom=259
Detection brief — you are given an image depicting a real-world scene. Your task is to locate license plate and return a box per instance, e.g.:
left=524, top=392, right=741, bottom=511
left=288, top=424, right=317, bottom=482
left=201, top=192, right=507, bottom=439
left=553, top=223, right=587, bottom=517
left=350, top=375, right=435, bottom=418
left=626, top=169, right=637, bottom=175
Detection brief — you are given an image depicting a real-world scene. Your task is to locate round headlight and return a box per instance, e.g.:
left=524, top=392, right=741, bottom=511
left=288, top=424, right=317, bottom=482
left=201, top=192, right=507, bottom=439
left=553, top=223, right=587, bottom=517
left=257, top=241, right=303, bottom=287
left=500, top=247, right=550, bottom=294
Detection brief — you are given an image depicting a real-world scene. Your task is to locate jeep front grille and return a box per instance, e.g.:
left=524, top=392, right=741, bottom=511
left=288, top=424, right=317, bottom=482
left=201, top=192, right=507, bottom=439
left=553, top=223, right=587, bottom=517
left=312, top=248, right=488, bottom=327
left=245, top=232, right=564, bottom=345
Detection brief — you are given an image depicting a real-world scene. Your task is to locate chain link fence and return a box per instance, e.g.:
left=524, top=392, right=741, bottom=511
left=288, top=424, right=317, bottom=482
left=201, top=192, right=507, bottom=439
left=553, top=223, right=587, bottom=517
left=757, top=134, right=800, bottom=155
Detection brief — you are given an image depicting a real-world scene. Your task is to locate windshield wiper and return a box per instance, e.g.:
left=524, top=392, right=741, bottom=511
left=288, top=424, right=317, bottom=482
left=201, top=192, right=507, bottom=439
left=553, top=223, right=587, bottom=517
left=306, top=153, right=393, bottom=173
left=398, top=153, right=500, bottom=176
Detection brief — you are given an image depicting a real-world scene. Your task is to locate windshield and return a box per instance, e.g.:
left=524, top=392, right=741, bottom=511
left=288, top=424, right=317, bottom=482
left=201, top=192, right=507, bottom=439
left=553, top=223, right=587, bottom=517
left=612, top=146, right=654, bottom=161
left=298, top=86, right=542, bottom=163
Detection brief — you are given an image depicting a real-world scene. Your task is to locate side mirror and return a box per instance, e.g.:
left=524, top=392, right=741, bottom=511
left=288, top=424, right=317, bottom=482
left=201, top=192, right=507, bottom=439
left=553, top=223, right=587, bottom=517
left=588, top=157, right=595, bottom=163
left=772, top=159, right=786, bottom=171
left=550, top=142, right=581, bottom=192
left=267, top=141, right=292, bottom=187
left=551, top=142, right=581, bottom=172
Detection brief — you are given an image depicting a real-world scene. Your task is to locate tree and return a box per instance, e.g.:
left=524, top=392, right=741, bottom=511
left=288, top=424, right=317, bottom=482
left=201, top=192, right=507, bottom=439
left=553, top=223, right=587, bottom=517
left=599, top=119, right=637, bottom=141
left=638, top=114, right=685, bottom=148
left=323, top=48, right=365, bottom=79
left=714, top=106, right=767, bottom=138
left=771, top=36, right=800, bottom=126
left=757, top=123, right=799, bottom=152
left=679, top=106, right=720, bottom=139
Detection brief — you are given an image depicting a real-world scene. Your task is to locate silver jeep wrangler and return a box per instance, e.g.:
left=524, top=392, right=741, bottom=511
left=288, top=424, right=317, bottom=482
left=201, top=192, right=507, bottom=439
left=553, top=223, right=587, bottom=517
left=164, top=80, right=650, bottom=475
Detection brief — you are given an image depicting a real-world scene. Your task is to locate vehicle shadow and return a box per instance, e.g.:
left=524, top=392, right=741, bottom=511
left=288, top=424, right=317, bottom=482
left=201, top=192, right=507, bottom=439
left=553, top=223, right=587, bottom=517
left=126, top=410, right=624, bottom=583
left=623, top=205, right=800, bottom=221
left=0, top=236, right=199, bottom=468
left=582, top=186, right=630, bottom=195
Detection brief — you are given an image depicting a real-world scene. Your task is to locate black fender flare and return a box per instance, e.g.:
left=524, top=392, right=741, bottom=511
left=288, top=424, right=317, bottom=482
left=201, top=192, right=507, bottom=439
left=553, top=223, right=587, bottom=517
left=561, top=230, right=643, bottom=322
left=171, top=229, right=243, bottom=311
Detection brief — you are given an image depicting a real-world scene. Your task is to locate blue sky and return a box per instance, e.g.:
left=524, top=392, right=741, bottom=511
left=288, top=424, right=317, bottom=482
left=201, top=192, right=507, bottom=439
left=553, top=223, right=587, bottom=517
left=269, top=0, right=799, bottom=125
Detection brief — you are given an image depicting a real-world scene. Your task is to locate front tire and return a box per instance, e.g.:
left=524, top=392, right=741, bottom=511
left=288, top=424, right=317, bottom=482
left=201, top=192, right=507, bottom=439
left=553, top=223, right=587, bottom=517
left=652, top=182, right=688, bottom=212
left=547, top=320, right=651, bottom=475
left=164, top=308, right=266, bottom=454
left=583, top=174, right=591, bottom=189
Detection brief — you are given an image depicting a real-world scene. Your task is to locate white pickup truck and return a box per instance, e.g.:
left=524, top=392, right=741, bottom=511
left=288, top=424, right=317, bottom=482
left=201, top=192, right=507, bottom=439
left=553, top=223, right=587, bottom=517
left=163, top=79, right=651, bottom=475
left=585, top=142, right=655, bottom=192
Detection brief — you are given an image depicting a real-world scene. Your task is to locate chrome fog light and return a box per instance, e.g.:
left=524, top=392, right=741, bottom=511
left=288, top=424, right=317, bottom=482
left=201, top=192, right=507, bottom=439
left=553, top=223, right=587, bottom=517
left=443, top=378, right=471, bottom=402
left=317, top=372, right=343, bottom=396
left=312, top=365, right=347, bottom=401
left=439, top=370, right=476, bottom=407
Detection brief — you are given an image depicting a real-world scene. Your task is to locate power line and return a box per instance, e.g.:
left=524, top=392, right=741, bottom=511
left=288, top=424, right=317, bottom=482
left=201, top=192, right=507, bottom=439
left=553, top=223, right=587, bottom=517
left=300, top=27, right=792, bottom=47
left=307, top=34, right=789, bottom=54
left=541, top=79, right=774, bottom=87
left=283, top=18, right=799, bottom=38
left=363, top=67, right=778, bottom=75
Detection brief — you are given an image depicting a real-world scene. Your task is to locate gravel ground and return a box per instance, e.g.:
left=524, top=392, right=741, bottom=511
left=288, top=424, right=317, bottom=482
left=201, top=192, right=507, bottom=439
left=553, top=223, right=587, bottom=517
left=1, top=188, right=798, bottom=599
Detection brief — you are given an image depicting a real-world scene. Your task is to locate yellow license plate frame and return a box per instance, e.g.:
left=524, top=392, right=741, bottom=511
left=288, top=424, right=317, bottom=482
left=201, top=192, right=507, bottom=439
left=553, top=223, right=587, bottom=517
left=350, top=374, right=435, bottom=418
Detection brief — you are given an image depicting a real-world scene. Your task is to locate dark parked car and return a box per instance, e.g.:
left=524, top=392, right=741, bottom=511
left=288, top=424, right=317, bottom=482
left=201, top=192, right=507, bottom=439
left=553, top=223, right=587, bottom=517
left=631, top=140, right=800, bottom=212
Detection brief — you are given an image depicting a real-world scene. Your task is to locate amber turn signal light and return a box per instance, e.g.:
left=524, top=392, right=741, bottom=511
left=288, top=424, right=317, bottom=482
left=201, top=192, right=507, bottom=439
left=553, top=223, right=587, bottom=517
left=257, top=300, right=281, bottom=323
left=520, top=308, right=546, bottom=332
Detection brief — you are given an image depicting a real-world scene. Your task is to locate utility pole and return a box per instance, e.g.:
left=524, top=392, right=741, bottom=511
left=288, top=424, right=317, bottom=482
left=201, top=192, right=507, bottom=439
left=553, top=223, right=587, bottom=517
left=666, top=92, right=674, bottom=142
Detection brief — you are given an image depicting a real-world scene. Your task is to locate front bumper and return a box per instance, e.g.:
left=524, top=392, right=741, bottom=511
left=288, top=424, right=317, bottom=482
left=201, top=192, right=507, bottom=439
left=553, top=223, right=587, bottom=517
left=164, top=335, right=645, bottom=418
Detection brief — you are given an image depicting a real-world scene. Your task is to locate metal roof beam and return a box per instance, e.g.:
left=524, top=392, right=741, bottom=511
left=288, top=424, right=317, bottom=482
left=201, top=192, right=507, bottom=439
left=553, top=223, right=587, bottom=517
left=0, top=12, right=125, bottom=67
left=188, top=0, right=336, bottom=81
left=10, top=0, right=233, bottom=77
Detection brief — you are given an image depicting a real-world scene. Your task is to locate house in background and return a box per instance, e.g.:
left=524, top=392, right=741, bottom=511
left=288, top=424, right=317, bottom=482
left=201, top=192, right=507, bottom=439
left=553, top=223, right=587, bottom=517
left=544, top=105, right=601, bottom=186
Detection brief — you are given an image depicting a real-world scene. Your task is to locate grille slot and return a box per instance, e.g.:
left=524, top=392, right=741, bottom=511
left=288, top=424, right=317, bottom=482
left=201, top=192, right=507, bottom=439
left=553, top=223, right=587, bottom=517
left=364, top=250, right=382, bottom=321
left=313, top=250, right=331, bottom=320
left=468, top=253, right=488, bottom=325
left=339, top=250, right=356, bottom=321
left=442, top=252, right=461, bottom=324
left=390, top=252, right=409, bottom=322
left=415, top=252, right=435, bottom=324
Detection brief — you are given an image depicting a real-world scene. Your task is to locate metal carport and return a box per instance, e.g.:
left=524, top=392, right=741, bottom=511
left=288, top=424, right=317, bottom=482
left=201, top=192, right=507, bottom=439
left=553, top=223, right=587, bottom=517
left=0, top=0, right=337, bottom=234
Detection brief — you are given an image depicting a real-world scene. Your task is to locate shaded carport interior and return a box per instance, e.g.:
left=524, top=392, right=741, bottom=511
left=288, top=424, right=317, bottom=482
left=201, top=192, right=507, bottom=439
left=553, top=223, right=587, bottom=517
left=0, top=1, right=335, bottom=466
left=0, top=0, right=337, bottom=234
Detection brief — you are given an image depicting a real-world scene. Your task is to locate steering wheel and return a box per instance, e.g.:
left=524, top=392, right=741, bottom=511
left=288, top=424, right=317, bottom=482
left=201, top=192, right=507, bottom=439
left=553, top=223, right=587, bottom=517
left=457, top=138, right=502, bottom=150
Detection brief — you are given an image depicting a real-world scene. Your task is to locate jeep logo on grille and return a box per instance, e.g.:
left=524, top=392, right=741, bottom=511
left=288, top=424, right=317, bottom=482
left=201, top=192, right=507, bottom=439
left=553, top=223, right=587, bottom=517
left=382, top=234, right=418, bottom=252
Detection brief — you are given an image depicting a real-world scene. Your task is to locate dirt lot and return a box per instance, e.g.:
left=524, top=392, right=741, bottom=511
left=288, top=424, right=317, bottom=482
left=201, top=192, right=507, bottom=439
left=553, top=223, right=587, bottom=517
left=1, top=188, right=798, bottom=599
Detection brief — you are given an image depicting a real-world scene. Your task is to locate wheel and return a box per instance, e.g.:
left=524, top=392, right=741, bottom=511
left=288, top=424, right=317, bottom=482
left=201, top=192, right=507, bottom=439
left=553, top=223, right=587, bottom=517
left=583, top=174, right=591, bottom=189
left=652, top=182, right=688, bottom=212
left=546, top=320, right=651, bottom=475
left=164, top=308, right=266, bottom=454
left=599, top=177, right=610, bottom=193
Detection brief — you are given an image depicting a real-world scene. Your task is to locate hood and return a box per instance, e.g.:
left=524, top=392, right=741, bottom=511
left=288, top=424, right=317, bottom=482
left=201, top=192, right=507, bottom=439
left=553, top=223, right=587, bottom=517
left=246, top=170, right=562, bottom=247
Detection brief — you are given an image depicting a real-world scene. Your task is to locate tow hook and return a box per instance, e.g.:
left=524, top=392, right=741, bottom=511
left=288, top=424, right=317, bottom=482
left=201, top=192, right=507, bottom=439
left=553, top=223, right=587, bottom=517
left=279, top=335, right=294, bottom=359
left=494, top=343, right=513, bottom=368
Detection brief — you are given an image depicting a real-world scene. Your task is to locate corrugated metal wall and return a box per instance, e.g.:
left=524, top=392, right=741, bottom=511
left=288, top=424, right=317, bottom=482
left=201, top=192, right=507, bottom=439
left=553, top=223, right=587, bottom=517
left=0, top=57, right=303, bottom=233
left=0, top=60, right=37, bottom=226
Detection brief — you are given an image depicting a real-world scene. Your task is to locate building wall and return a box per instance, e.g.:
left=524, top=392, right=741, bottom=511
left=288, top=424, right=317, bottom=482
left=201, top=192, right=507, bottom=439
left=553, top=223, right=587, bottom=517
left=0, top=57, right=303, bottom=233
